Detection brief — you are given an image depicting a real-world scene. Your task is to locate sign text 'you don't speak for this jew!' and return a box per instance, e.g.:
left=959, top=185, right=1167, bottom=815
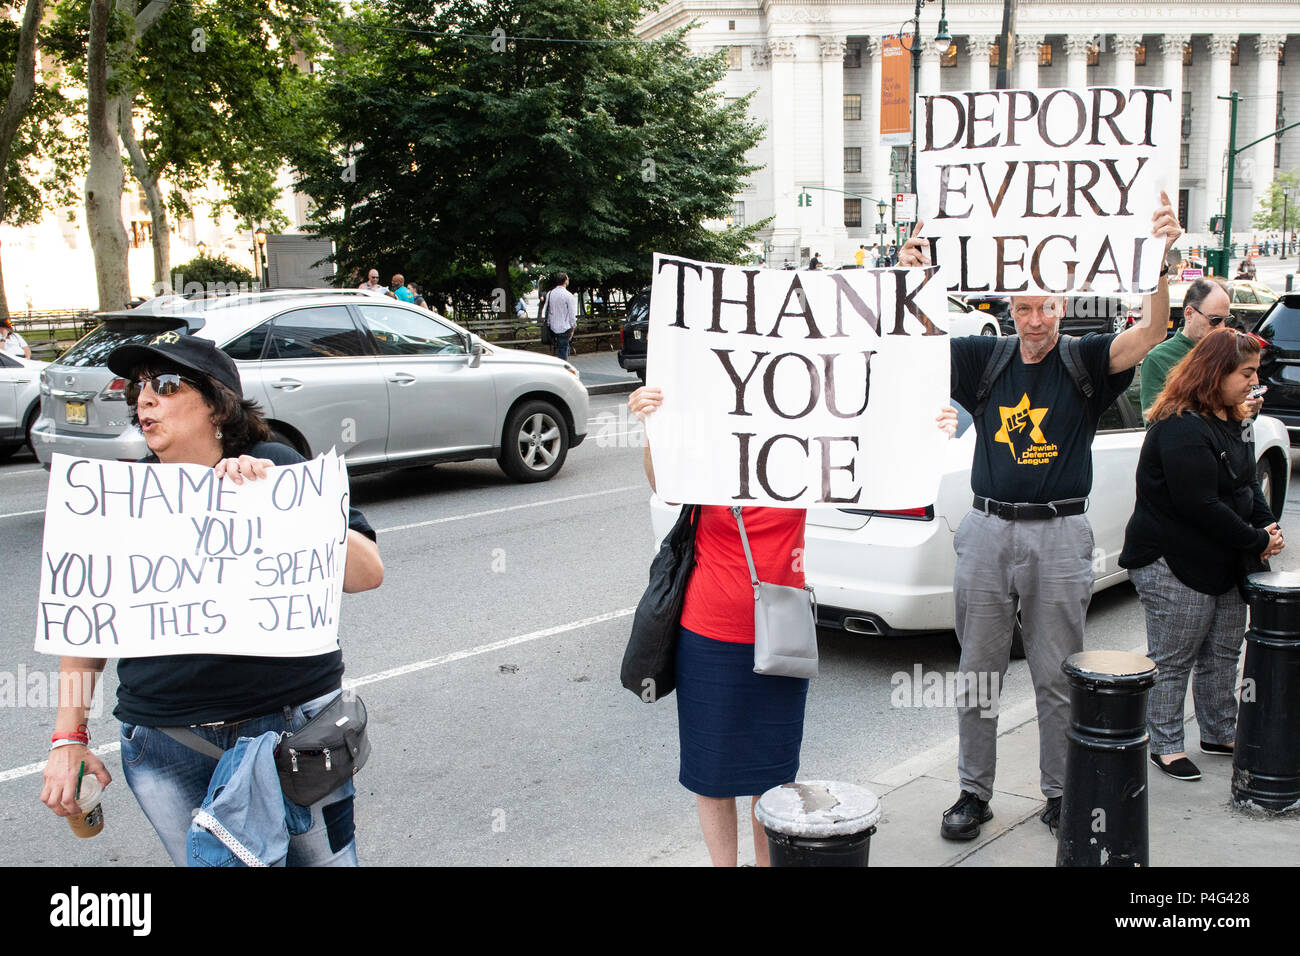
left=34, top=450, right=350, bottom=658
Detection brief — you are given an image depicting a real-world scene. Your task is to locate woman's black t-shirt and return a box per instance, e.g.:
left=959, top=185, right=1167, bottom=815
left=114, top=442, right=376, bottom=726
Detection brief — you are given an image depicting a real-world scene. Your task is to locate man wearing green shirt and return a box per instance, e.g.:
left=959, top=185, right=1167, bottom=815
left=1139, top=278, right=1231, bottom=419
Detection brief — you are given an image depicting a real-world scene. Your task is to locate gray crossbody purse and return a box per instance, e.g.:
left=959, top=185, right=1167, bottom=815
left=731, top=506, right=819, bottom=679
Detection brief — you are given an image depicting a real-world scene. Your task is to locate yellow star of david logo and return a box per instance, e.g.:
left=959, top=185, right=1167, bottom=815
left=150, top=330, right=181, bottom=345
left=994, top=393, right=1048, bottom=458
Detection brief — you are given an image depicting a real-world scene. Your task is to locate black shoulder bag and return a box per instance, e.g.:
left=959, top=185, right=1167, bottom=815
left=620, top=504, right=700, bottom=703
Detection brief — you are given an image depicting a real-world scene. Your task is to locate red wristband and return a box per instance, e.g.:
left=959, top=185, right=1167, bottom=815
left=51, top=731, right=90, bottom=745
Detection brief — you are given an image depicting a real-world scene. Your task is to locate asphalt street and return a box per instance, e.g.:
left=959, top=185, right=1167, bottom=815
left=3, top=385, right=1300, bottom=867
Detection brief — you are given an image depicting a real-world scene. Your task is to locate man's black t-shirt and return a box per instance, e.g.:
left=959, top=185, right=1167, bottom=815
left=114, top=442, right=376, bottom=726
left=950, top=333, right=1134, bottom=503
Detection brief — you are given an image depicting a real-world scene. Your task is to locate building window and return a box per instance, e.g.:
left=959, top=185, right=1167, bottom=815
left=1087, top=41, right=1099, bottom=66
left=844, top=42, right=861, bottom=68
left=730, top=201, right=745, bottom=226
left=1181, top=91, right=1192, bottom=140
left=1278, top=92, right=1285, bottom=128
left=844, top=147, right=862, bottom=173
left=844, top=198, right=862, bottom=228
left=1135, top=41, right=1146, bottom=66
left=844, top=93, right=862, bottom=121
left=728, top=19, right=736, bottom=31
left=990, top=43, right=1000, bottom=68
left=723, top=46, right=742, bottom=69
left=1180, top=142, right=1189, bottom=169
left=1038, top=42, right=1052, bottom=67
left=1276, top=139, right=1283, bottom=170
left=1183, top=41, right=1192, bottom=66
left=1231, top=41, right=1239, bottom=66
left=941, top=43, right=957, bottom=68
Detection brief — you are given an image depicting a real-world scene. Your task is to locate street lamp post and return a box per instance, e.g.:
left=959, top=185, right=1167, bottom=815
left=1283, top=187, right=1294, bottom=261
left=903, top=0, right=952, bottom=197
left=196, top=240, right=207, bottom=259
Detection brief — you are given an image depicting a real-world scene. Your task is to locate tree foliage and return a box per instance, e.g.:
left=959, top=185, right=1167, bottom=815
left=170, top=252, right=254, bottom=289
left=1252, top=169, right=1300, bottom=231
left=293, top=0, right=766, bottom=301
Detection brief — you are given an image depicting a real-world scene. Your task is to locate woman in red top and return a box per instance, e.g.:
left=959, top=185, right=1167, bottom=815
left=631, top=385, right=809, bottom=867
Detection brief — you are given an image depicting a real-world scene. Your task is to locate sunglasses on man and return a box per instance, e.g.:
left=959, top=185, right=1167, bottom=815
left=125, top=373, right=198, bottom=405
left=1190, top=304, right=1233, bottom=327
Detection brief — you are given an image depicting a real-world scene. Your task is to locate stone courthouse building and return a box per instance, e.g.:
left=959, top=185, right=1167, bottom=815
left=638, top=1, right=1300, bottom=268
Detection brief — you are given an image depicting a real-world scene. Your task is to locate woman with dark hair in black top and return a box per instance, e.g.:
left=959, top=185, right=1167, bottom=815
left=39, top=334, right=384, bottom=865
left=1120, top=328, right=1283, bottom=782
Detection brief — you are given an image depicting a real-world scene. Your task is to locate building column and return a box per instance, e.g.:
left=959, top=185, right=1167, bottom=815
left=1161, top=34, right=1189, bottom=199
left=1252, top=35, right=1286, bottom=212
left=1015, top=33, right=1043, bottom=88
left=966, top=35, right=995, bottom=90
left=919, top=43, right=941, bottom=94
left=1112, top=34, right=1141, bottom=90
left=1064, top=35, right=1091, bottom=90
left=819, top=36, right=848, bottom=241
left=866, top=36, right=894, bottom=231
left=767, top=39, right=800, bottom=258
left=1204, top=34, right=1238, bottom=230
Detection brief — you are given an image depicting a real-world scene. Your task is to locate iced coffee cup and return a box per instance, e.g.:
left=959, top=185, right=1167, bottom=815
left=67, top=774, right=104, bottom=838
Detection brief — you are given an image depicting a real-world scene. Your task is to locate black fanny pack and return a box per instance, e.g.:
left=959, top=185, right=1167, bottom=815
left=159, top=690, right=370, bottom=807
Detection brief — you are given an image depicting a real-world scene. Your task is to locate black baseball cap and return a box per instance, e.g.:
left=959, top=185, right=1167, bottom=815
left=108, top=330, right=242, bottom=395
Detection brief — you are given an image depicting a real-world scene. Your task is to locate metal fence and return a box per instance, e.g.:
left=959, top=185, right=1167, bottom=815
left=9, top=310, right=96, bottom=358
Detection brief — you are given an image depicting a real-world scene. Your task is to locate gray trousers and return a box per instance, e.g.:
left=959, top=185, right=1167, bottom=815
left=953, top=509, right=1095, bottom=801
left=1128, top=557, right=1245, bottom=755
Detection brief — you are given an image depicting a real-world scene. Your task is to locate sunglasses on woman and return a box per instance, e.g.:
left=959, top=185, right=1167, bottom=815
left=125, top=373, right=198, bottom=405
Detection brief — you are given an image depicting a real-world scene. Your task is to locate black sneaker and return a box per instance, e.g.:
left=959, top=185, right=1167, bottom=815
left=940, top=791, right=992, bottom=841
left=1041, top=796, right=1062, bottom=835
left=1150, top=752, right=1201, bottom=780
left=1199, top=740, right=1233, bottom=756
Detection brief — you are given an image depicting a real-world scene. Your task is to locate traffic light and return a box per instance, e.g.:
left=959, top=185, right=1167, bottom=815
left=797, top=191, right=813, bottom=208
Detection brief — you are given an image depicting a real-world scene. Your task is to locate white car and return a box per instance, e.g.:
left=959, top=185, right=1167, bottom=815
left=947, top=296, right=1000, bottom=338
left=649, top=372, right=1291, bottom=651
left=0, top=352, right=44, bottom=459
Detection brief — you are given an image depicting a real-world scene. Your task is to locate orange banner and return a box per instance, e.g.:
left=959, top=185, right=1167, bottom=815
left=880, top=35, right=911, bottom=145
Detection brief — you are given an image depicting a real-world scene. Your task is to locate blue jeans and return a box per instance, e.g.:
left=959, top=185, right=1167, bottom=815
left=120, top=689, right=357, bottom=867
left=554, top=330, right=572, bottom=361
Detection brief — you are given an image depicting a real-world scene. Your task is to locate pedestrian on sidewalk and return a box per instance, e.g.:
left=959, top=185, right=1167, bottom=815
left=544, top=273, right=577, bottom=361
left=901, top=190, right=1182, bottom=840
left=1, top=318, right=31, bottom=358
left=1120, top=328, right=1283, bottom=782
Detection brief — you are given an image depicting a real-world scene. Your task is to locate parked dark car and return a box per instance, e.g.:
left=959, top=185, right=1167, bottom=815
left=1252, top=292, right=1300, bottom=444
left=617, top=287, right=650, bottom=382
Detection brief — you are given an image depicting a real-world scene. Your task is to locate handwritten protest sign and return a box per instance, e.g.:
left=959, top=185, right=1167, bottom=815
left=916, top=87, right=1177, bottom=295
left=644, top=254, right=949, bottom=508
left=34, top=450, right=349, bottom=658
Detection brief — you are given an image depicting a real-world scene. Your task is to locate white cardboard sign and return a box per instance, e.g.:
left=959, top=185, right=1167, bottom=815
left=645, top=254, right=949, bottom=509
left=34, top=451, right=350, bottom=658
left=915, top=87, right=1177, bottom=295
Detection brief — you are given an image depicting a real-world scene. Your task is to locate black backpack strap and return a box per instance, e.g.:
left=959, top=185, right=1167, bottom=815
left=972, top=336, right=1020, bottom=418
left=1057, top=335, right=1095, bottom=402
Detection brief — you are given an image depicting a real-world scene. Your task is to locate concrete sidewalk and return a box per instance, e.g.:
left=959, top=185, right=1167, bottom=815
left=859, top=707, right=1300, bottom=867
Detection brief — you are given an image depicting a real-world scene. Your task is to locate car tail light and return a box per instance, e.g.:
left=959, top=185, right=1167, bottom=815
left=101, top=378, right=127, bottom=401
left=846, top=505, right=934, bottom=520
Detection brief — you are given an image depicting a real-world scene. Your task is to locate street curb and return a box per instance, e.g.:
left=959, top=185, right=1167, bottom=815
left=585, top=381, right=639, bottom=396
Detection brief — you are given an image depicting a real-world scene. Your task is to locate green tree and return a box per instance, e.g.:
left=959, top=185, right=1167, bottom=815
left=51, top=0, right=339, bottom=299
left=293, top=0, right=765, bottom=303
left=0, top=0, right=82, bottom=323
left=1252, top=169, right=1300, bottom=232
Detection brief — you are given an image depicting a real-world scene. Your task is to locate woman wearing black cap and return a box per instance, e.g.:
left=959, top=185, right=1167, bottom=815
left=39, top=333, right=384, bottom=866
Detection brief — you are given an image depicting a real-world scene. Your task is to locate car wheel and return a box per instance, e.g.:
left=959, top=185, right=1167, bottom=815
left=498, top=400, right=569, bottom=482
left=267, top=427, right=306, bottom=457
left=980, top=323, right=997, bottom=337
left=1256, top=454, right=1283, bottom=520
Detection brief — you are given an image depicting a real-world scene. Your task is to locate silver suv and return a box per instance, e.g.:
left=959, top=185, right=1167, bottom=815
left=32, top=289, right=589, bottom=481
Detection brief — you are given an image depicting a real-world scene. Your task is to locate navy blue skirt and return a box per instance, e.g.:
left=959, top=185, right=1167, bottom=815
left=675, top=626, right=809, bottom=798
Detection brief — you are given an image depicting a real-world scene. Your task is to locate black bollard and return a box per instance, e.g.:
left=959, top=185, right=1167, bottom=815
left=1057, top=650, right=1157, bottom=868
left=1232, top=572, right=1300, bottom=813
left=755, top=780, right=880, bottom=867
